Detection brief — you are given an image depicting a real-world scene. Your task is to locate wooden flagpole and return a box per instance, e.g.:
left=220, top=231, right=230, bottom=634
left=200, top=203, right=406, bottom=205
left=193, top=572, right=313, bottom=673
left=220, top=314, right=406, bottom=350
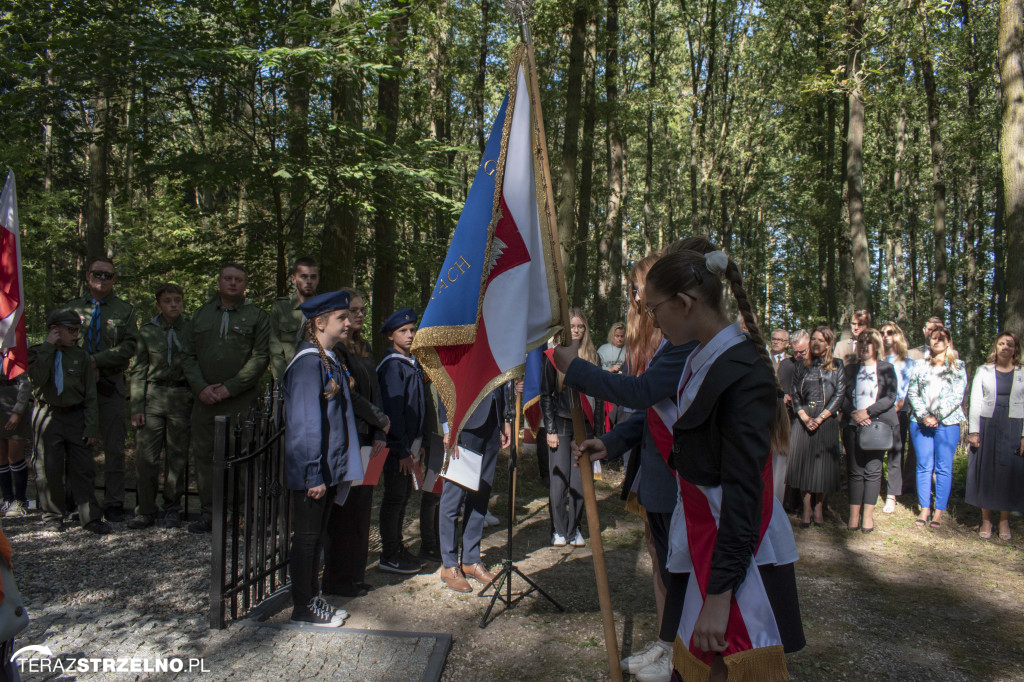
left=510, top=3, right=622, bottom=679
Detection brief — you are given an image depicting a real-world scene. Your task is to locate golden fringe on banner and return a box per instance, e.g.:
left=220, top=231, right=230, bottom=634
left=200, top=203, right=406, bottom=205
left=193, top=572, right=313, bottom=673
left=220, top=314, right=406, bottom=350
left=673, top=639, right=789, bottom=682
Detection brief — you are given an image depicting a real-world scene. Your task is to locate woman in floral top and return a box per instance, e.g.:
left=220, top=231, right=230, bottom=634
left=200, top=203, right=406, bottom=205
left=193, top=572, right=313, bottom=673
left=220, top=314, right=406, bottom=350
left=906, top=326, right=967, bottom=528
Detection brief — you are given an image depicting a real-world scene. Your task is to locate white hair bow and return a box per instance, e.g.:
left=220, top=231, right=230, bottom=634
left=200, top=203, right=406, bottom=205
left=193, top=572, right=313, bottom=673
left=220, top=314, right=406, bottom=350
left=705, top=250, right=729, bottom=276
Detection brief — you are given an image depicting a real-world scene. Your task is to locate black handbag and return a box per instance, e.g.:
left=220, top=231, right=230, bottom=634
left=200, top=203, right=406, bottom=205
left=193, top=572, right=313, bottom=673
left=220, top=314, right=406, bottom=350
left=857, top=422, right=893, bottom=450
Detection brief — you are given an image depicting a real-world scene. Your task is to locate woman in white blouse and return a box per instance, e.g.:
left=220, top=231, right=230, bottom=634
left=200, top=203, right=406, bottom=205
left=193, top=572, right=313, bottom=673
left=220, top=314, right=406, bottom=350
left=967, top=332, right=1024, bottom=541
left=840, top=329, right=899, bottom=533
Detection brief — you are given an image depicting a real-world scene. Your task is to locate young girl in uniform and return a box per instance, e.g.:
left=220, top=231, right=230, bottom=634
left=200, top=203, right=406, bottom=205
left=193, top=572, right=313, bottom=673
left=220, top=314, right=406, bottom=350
left=284, top=290, right=362, bottom=627
left=640, top=239, right=804, bottom=681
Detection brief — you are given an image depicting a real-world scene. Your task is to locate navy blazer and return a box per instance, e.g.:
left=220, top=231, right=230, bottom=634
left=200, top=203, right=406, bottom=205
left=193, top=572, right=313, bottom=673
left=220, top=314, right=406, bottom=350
left=283, top=343, right=358, bottom=490
left=377, top=349, right=426, bottom=465
left=564, top=340, right=697, bottom=513
left=670, top=340, right=776, bottom=596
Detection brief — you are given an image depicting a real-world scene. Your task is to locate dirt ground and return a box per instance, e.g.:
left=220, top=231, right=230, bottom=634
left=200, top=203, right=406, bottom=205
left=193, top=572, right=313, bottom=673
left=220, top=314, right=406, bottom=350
left=298, top=449, right=1024, bottom=681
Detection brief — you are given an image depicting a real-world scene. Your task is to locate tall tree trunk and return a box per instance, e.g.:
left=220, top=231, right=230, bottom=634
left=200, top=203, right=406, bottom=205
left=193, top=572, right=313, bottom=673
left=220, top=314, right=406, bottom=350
left=284, top=0, right=312, bottom=293
left=916, top=5, right=947, bottom=319
left=574, top=16, right=599, bottom=309
left=961, top=0, right=981, bottom=362
left=370, top=0, right=411, bottom=337
left=847, top=0, right=871, bottom=314
left=321, top=0, right=363, bottom=290
left=474, top=1, right=490, bottom=156
left=86, top=88, right=110, bottom=260
left=599, top=0, right=625, bottom=329
left=642, top=0, right=659, bottom=252
left=427, top=8, right=453, bottom=306
left=890, top=70, right=909, bottom=323
left=1000, top=0, right=1024, bottom=337
left=560, top=0, right=588, bottom=299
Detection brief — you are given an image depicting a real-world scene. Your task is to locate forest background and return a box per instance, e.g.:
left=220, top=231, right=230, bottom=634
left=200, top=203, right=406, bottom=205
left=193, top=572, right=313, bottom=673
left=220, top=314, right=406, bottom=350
left=3, top=0, right=1024, bottom=369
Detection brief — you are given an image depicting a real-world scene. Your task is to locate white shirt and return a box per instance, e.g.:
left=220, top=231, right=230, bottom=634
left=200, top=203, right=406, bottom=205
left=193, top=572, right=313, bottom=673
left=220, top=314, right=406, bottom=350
left=854, top=364, right=878, bottom=410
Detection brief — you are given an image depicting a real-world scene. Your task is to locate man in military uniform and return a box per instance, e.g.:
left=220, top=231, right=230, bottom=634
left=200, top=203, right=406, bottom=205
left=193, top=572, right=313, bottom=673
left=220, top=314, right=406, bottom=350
left=64, top=256, right=138, bottom=522
left=29, top=310, right=110, bottom=534
left=269, top=257, right=319, bottom=383
left=182, top=263, right=270, bottom=533
left=128, top=283, right=192, bottom=530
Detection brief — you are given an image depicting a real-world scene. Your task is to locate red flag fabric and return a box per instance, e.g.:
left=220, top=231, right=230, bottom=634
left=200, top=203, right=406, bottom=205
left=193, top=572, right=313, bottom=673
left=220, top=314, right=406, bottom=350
left=0, top=172, right=27, bottom=380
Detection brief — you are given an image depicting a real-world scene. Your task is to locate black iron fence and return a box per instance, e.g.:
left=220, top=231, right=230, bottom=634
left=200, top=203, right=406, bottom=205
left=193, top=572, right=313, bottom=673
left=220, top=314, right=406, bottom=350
left=209, top=388, right=292, bottom=629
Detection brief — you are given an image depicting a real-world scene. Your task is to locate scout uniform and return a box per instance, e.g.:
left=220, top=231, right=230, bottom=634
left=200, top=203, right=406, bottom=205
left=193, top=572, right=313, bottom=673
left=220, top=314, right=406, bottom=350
left=65, top=292, right=138, bottom=514
left=129, top=314, right=193, bottom=523
left=28, top=310, right=105, bottom=531
left=376, top=308, right=425, bottom=573
left=181, top=298, right=270, bottom=526
left=269, top=294, right=305, bottom=383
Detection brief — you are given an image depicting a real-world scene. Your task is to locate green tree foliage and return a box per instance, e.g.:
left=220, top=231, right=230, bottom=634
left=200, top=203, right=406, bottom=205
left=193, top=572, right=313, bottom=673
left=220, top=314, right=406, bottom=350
left=0, top=0, right=1014, bottom=367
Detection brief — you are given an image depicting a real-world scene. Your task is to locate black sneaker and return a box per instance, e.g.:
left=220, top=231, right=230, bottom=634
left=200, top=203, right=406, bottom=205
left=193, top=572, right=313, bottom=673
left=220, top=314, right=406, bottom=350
left=290, top=599, right=343, bottom=628
left=417, top=546, right=442, bottom=563
left=104, top=505, right=125, bottom=523
left=313, top=595, right=349, bottom=620
left=187, top=518, right=213, bottom=534
left=378, top=554, right=422, bottom=575
left=127, top=514, right=155, bottom=530
left=163, top=510, right=181, bottom=529
left=83, top=519, right=113, bottom=535
left=400, top=546, right=426, bottom=568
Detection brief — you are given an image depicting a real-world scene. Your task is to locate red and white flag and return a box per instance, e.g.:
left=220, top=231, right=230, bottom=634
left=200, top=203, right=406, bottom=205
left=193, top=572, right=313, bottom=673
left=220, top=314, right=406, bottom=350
left=0, top=172, right=27, bottom=380
left=413, top=44, right=562, bottom=451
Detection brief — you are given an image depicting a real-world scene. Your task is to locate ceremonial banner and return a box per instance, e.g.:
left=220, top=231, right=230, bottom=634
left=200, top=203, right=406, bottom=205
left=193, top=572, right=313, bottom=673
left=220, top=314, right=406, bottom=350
left=412, top=44, right=562, bottom=457
left=522, top=346, right=546, bottom=434
left=0, top=172, right=26, bottom=380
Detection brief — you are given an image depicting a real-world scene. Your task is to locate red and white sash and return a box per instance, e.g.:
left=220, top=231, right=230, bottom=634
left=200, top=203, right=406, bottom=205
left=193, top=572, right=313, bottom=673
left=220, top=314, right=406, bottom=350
left=669, top=325, right=790, bottom=682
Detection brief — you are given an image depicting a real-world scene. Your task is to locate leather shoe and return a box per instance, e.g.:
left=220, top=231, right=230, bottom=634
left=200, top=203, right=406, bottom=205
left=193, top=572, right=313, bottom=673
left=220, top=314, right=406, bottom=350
left=462, top=562, right=496, bottom=585
left=440, top=566, right=472, bottom=593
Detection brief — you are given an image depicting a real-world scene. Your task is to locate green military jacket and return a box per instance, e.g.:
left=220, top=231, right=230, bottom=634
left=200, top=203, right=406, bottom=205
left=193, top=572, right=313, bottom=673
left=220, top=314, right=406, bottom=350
left=129, top=314, right=190, bottom=414
left=269, top=295, right=305, bottom=383
left=27, top=342, right=100, bottom=438
left=181, top=298, right=270, bottom=398
left=65, top=293, right=138, bottom=378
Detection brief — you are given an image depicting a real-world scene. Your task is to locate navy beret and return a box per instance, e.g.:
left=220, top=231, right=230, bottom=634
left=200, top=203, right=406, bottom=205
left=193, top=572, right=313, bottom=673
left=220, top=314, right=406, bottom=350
left=46, top=309, right=82, bottom=328
left=299, top=290, right=351, bottom=319
left=380, top=307, right=417, bottom=335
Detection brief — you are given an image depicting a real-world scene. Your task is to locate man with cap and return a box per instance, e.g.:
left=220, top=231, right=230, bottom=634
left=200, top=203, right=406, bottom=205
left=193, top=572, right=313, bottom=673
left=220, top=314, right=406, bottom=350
left=437, top=385, right=511, bottom=592
left=376, top=308, right=426, bottom=574
left=269, top=257, right=320, bottom=383
left=64, top=256, right=138, bottom=522
left=28, top=310, right=110, bottom=534
left=181, top=263, right=271, bottom=533
left=127, top=283, right=192, bottom=529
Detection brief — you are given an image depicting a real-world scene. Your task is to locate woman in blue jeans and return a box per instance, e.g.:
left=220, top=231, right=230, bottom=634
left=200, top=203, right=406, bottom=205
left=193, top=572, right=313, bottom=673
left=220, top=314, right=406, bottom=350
left=906, top=326, right=967, bottom=529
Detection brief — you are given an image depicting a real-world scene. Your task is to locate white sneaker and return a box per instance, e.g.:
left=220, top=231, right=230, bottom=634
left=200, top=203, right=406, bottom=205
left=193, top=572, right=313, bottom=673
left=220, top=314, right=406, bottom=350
left=620, top=640, right=667, bottom=674
left=570, top=529, right=586, bottom=547
left=552, top=532, right=567, bottom=546
left=484, top=511, right=499, bottom=527
left=636, top=649, right=673, bottom=682
left=883, top=497, right=896, bottom=514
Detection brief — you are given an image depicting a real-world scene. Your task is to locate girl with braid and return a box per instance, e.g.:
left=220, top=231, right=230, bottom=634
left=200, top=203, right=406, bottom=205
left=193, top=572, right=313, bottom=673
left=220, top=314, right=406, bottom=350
left=612, top=238, right=804, bottom=682
left=283, top=290, right=363, bottom=627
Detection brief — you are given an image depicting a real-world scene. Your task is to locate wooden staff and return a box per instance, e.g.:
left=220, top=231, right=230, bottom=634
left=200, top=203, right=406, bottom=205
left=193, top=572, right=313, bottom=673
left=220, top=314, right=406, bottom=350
left=510, top=3, right=622, bottom=678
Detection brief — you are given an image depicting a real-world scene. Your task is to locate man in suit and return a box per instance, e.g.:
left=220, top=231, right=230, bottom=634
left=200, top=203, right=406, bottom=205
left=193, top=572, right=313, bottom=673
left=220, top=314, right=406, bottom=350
left=834, top=310, right=871, bottom=367
left=437, top=385, right=511, bottom=593
left=907, top=316, right=959, bottom=361
left=770, top=329, right=790, bottom=372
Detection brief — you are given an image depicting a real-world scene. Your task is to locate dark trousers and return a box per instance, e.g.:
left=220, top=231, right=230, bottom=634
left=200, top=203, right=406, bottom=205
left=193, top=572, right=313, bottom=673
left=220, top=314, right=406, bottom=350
left=97, top=388, right=128, bottom=508
left=32, top=405, right=102, bottom=526
left=379, top=467, right=412, bottom=560
left=536, top=428, right=550, bottom=485
left=660, top=570, right=691, bottom=643
left=289, top=486, right=335, bottom=609
left=883, top=415, right=903, bottom=499
left=420, top=490, right=441, bottom=552
left=323, top=484, right=374, bottom=591
left=548, top=418, right=584, bottom=538
left=843, top=427, right=886, bottom=506
left=897, top=410, right=915, bottom=496
left=647, top=511, right=677, bottom=639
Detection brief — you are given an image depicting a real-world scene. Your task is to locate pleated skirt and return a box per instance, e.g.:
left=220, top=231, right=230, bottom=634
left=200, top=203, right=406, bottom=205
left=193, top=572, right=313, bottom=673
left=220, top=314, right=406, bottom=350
left=786, top=414, right=842, bottom=494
